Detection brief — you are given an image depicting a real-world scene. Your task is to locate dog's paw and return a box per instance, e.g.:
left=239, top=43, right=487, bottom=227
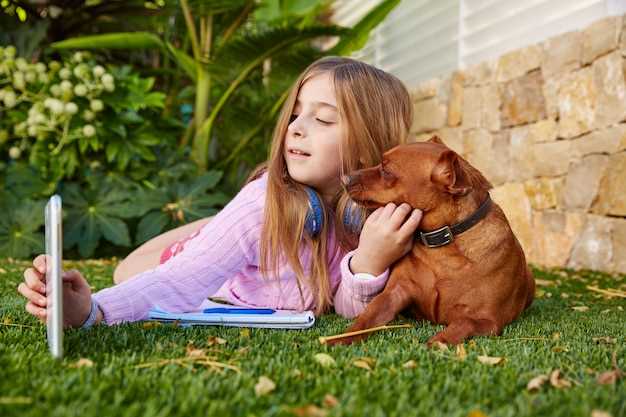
left=426, top=333, right=450, bottom=349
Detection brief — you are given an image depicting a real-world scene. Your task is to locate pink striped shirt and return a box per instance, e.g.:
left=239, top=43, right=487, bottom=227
left=92, top=172, right=390, bottom=324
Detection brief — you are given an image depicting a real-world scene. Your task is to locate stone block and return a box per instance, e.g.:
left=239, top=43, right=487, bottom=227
left=568, top=214, right=614, bottom=271
left=592, top=51, right=626, bottom=130
left=500, top=71, right=546, bottom=128
left=529, top=210, right=585, bottom=267
left=410, top=78, right=441, bottom=101
left=569, top=124, right=626, bottom=160
left=436, top=127, right=464, bottom=155
left=562, top=154, right=609, bottom=210
left=447, top=72, right=464, bottom=126
left=411, top=97, right=447, bottom=133
left=542, top=77, right=560, bottom=120
left=582, top=16, right=622, bottom=64
left=533, top=140, right=571, bottom=177
left=557, top=67, right=596, bottom=138
left=592, top=151, right=626, bottom=216
left=462, top=59, right=497, bottom=86
left=524, top=177, right=564, bottom=210
left=542, top=30, right=582, bottom=76
left=496, top=44, right=542, bottom=82
left=462, top=84, right=500, bottom=131
left=509, top=125, right=536, bottom=180
left=491, top=182, right=533, bottom=254
left=612, top=217, right=626, bottom=274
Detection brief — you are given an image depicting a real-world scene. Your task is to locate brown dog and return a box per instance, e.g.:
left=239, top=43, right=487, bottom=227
left=332, top=136, right=535, bottom=346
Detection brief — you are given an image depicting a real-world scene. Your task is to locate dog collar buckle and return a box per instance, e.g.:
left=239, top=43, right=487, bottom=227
left=419, top=225, right=454, bottom=248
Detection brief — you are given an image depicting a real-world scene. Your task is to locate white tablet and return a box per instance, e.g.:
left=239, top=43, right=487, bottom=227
left=45, top=195, right=63, bottom=359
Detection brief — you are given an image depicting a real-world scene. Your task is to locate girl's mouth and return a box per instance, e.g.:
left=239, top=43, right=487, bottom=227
left=288, top=149, right=311, bottom=158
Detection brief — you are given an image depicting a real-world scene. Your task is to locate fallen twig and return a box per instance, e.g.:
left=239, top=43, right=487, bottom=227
left=586, top=286, right=626, bottom=298
left=319, top=324, right=413, bottom=344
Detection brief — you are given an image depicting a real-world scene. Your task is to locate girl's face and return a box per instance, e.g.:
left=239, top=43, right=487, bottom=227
left=284, top=72, right=342, bottom=202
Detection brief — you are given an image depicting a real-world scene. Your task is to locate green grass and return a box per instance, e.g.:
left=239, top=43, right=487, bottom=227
left=0, top=258, right=624, bottom=417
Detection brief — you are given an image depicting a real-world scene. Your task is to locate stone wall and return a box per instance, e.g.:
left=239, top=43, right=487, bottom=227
left=409, top=15, right=626, bottom=274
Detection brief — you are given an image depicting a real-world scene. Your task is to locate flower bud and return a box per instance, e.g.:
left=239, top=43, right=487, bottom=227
left=60, top=80, right=72, bottom=91
left=50, top=99, right=64, bottom=115
left=93, top=65, right=105, bottom=77
left=3, top=90, right=16, bottom=108
left=38, top=73, right=49, bottom=84
left=9, top=146, right=21, bottom=159
left=4, top=46, right=16, bottom=59
left=73, top=52, right=83, bottom=63
left=101, top=73, right=114, bottom=85
left=83, top=124, right=96, bottom=137
left=90, top=99, right=104, bottom=112
left=50, top=84, right=62, bottom=97
left=82, top=110, right=95, bottom=121
left=49, top=61, right=61, bottom=72
left=65, top=102, right=78, bottom=115
left=15, top=58, right=27, bottom=71
left=74, top=84, right=87, bottom=96
left=28, top=125, right=38, bottom=137
left=25, top=71, right=36, bottom=83
left=0, top=129, right=8, bottom=144
left=59, top=67, right=71, bottom=80
left=35, top=63, right=46, bottom=73
left=103, top=82, right=115, bottom=92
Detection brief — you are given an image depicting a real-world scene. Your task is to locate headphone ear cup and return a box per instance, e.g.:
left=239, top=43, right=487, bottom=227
left=304, top=187, right=323, bottom=237
left=342, top=199, right=363, bottom=234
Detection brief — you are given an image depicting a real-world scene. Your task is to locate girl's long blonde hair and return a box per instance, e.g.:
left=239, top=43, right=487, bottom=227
left=245, top=56, right=413, bottom=315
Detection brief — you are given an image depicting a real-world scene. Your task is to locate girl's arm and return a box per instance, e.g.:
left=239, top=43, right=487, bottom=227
left=91, top=179, right=265, bottom=325
left=332, top=250, right=390, bottom=318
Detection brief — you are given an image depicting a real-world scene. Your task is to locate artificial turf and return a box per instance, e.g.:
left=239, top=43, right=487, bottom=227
left=0, top=258, right=624, bottom=417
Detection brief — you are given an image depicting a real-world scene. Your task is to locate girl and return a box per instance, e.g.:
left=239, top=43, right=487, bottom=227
left=18, top=56, right=423, bottom=328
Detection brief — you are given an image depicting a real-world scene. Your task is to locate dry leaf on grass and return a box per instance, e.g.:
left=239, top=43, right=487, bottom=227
left=477, top=355, right=504, bottom=366
left=314, top=353, right=336, bottom=368
left=240, top=328, right=251, bottom=338
left=289, top=404, right=328, bottom=417
left=456, top=344, right=467, bottom=361
left=551, top=346, right=569, bottom=353
left=527, top=374, right=549, bottom=392
left=323, top=394, right=339, bottom=408
left=431, top=341, right=449, bottom=351
left=591, top=410, right=613, bottom=417
left=597, top=351, right=623, bottom=385
left=549, top=370, right=572, bottom=389
left=402, top=360, right=417, bottom=369
left=142, top=321, right=161, bottom=329
left=592, top=337, right=616, bottom=345
left=467, top=410, right=489, bottom=417
left=69, top=358, right=94, bottom=368
left=207, top=336, right=227, bottom=346
left=352, top=357, right=375, bottom=371
left=136, top=347, right=240, bottom=374
left=318, top=324, right=412, bottom=344
left=571, top=306, right=589, bottom=312
left=254, top=376, right=276, bottom=397
left=535, top=279, right=555, bottom=286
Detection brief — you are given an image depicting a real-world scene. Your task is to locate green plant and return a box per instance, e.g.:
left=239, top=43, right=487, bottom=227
left=50, top=0, right=402, bottom=173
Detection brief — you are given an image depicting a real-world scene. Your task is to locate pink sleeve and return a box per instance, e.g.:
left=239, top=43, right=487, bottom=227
left=332, top=250, right=390, bottom=319
left=92, top=180, right=265, bottom=325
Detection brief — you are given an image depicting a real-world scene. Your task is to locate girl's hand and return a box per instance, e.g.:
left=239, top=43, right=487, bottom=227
left=17, top=254, right=93, bottom=328
left=350, top=203, right=423, bottom=276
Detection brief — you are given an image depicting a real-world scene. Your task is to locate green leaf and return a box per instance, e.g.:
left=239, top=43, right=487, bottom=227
left=106, top=142, right=121, bottom=162
left=329, top=0, right=401, bottom=56
left=165, top=42, right=197, bottom=82
left=183, top=171, right=223, bottom=196
left=51, top=32, right=164, bottom=50
left=96, top=215, right=131, bottom=247
left=136, top=211, right=170, bottom=244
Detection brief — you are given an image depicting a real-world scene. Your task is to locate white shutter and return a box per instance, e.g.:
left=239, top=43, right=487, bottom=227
left=331, top=0, right=461, bottom=88
left=460, top=0, right=611, bottom=67
left=332, top=0, right=621, bottom=86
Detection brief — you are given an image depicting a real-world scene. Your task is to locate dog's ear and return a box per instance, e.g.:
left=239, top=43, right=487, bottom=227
left=431, top=150, right=471, bottom=196
left=428, top=136, right=445, bottom=145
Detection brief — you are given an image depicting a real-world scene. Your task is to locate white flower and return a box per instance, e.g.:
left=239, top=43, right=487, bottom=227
left=49, top=99, right=64, bottom=115
left=28, top=125, right=38, bottom=137
left=60, top=80, right=72, bottom=91
left=90, top=99, right=104, bottom=112
left=59, top=67, right=71, bottom=80
left=15, top=58, right=27, bottom=71
left=82, top=124, right=96, bottom=137
left=93, top=65, right=105, bottom=77
left=35, top=113, right=46, bottom=124
left=72, top=52, right=83, bottom=63
left=35, top=63, right=46, bottom=73
left=2, top=90, right=16, bottom=108
left=50, top=84, right=62, bottom=97
left=9, top=146, right=21, bottom=159
left=12, top=72, right=25, bottom=90
left=103, top=82, right=115, bottom=92
left=101, top=73, right=114, bottom=85
left=49, top=61, right=61, bottom=72
left=38, top=73, right=49, bottom=84
left=82, top=110, right=95, bottom=121
left=64, top=102, right=78, bottom=115
left=25, top=71, right=37, bottom=83
left=74, top=84, right=87, bottom=96
left=4, top=46, right=16, bottom=59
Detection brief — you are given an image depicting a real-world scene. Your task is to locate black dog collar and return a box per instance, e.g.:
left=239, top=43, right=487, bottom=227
left=415, top=195, right=492, bottom=248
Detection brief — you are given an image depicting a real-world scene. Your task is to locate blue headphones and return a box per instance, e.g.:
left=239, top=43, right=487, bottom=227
left=304, top=186, right=363, bottom=236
